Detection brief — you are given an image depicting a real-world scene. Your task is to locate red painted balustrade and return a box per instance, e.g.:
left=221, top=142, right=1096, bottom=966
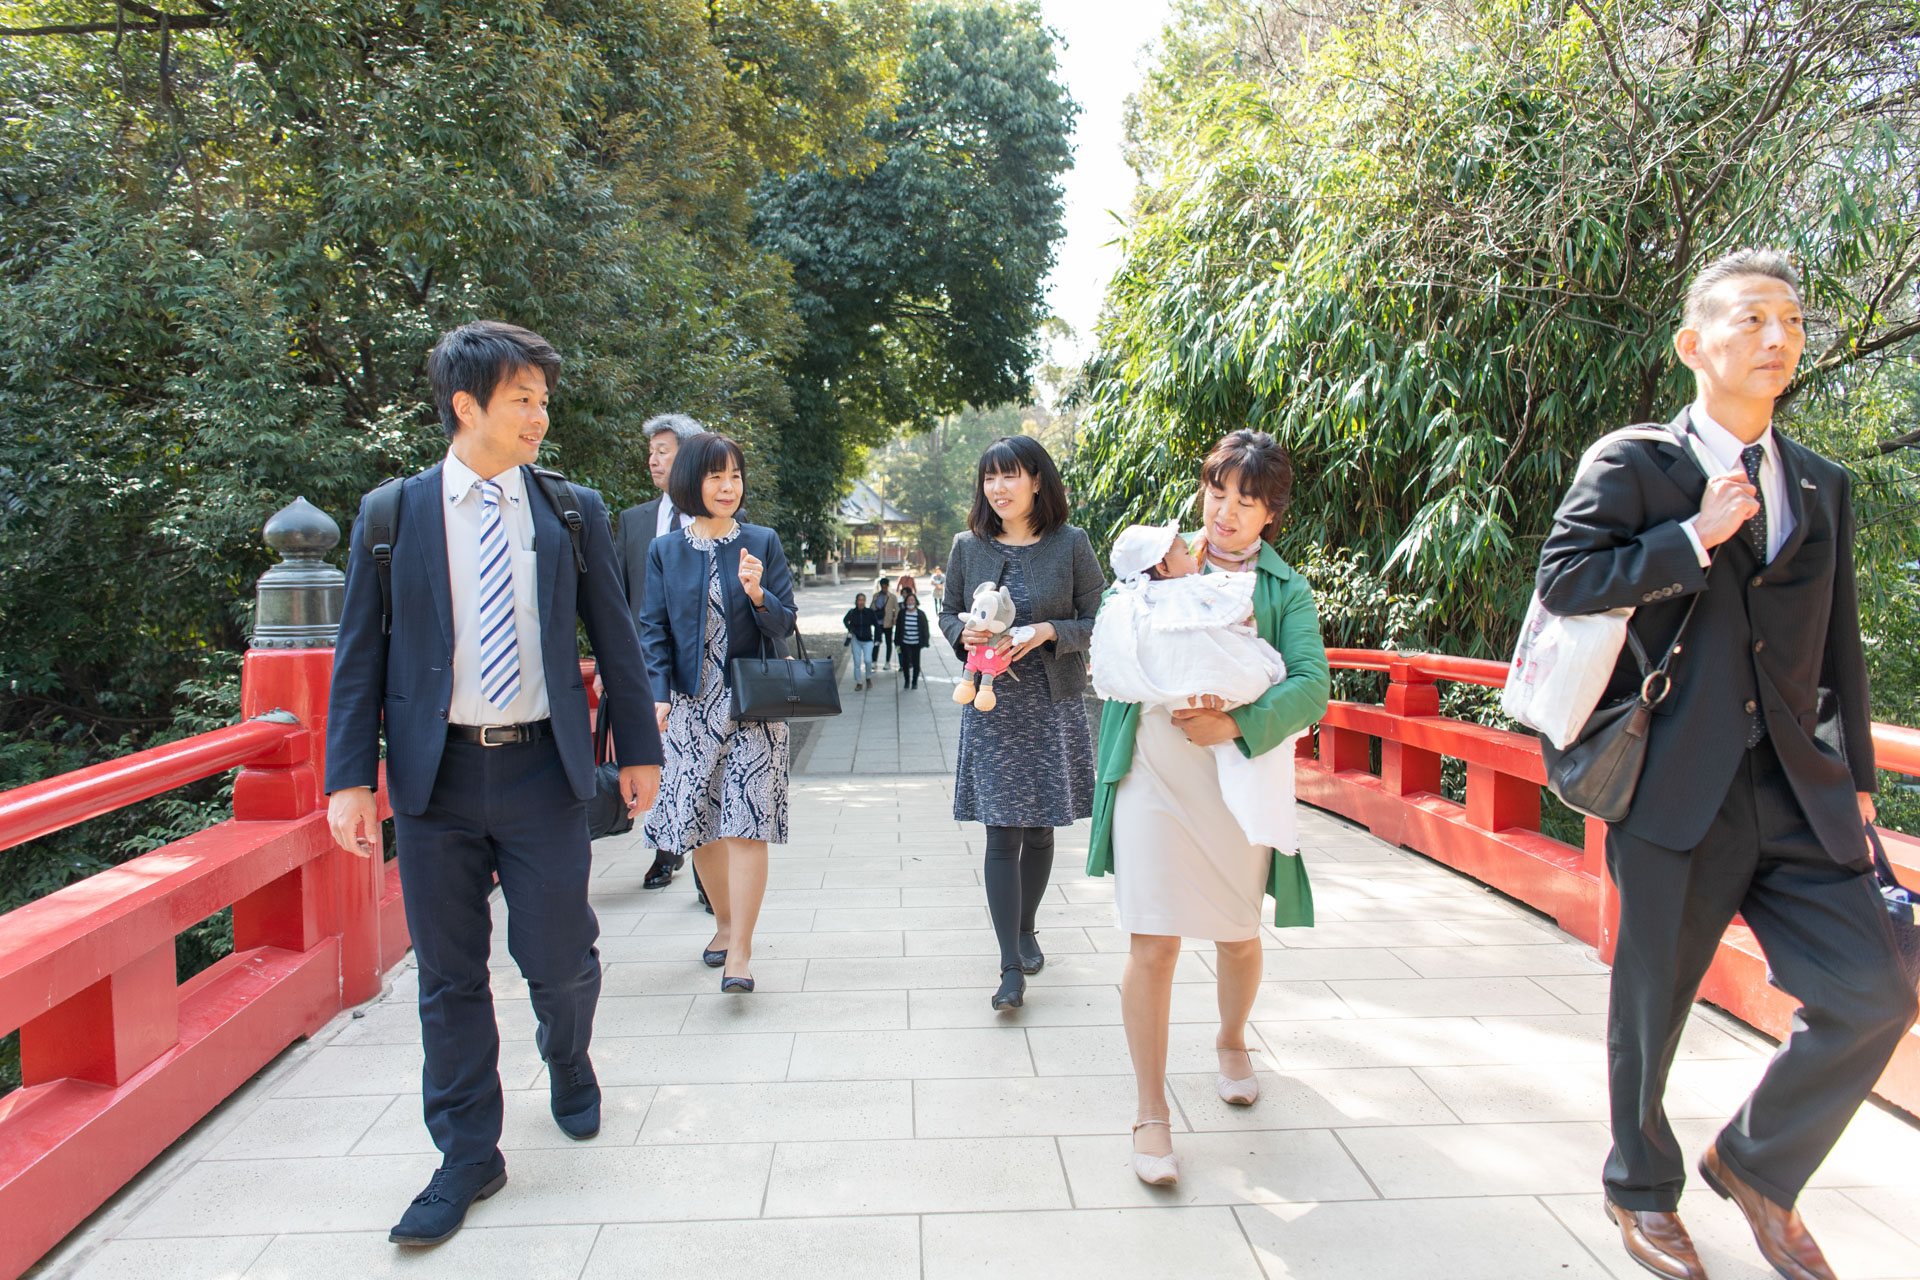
left=1300, top=648, right=1920, bottom=1118
left=0, top=649, right=402, bottom=1280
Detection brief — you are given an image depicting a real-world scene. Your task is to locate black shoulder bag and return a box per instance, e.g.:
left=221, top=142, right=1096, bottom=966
left=729, top=629, right=842, bottom=722
left=1538, top=596, right=1699, bottom=823
left=585, top=700, right=635, bottom=840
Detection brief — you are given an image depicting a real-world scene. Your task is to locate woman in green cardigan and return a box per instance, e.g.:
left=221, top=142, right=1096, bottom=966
left=1087, top=430, right=1330, bottom=1187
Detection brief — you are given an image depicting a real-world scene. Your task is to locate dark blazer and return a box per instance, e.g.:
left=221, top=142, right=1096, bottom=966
left=1535, top=409, right=1875, bottom=861
left=641, top=523, right=797, bottom=699
left=893, top=607, right=931, bottom=652
left=843, top=607, right=880, bottom=643
left=614, top=495, right=667, bottom=621
left=938, top=525, right=1106, bottom=703
left=327, top=463, right=664, bottom=817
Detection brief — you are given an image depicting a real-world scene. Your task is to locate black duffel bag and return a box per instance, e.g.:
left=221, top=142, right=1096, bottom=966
left=729, top=630, right=842, bottom=722
left=586, top=700, right=635, bottom=840
left=1539, top=596, right=1698, bottom=824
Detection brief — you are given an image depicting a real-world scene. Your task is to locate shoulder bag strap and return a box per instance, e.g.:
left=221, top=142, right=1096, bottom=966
left=362, top=476, right=406, bottom=635
left=528, top=466, right=588, bottom=573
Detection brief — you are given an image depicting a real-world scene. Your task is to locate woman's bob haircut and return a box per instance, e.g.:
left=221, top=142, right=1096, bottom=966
left=1201, top=429, right=1294, bottom=544
left=967, top=435, right=1070, bottom=540
left=666, top=432, right=747, bottom=518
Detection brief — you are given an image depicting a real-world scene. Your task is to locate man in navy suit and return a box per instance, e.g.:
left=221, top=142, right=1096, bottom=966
left=326, top=321, right=662, bottom=1246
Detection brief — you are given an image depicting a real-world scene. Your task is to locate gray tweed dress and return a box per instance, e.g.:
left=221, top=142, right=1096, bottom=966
left=951, top=541, right=1096, bottom=827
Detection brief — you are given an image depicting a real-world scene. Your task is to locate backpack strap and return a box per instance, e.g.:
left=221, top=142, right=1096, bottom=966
left=528, top=465, right=589, bottom=574
left=361, top=476, right=406, bottom=635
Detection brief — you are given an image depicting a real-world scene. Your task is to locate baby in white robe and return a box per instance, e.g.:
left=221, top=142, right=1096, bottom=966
left=1089, top=523, right=1301, bottom=851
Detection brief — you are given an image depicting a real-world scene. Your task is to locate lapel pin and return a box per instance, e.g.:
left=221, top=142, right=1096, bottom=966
left=1799, top=478, right=1818, bottom=490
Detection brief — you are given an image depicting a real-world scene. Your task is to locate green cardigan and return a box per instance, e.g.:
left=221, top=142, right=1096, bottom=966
left=1085, top=541, right=1332, bottom=927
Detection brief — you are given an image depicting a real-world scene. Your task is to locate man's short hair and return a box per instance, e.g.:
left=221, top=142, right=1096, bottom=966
left=427, top=321, right=561, bottom=439
left=1682, top=249, right=1802, bottom=330
left=643, top=413, right=705, bottom=443
left=666, top=432, right=748, bottom=517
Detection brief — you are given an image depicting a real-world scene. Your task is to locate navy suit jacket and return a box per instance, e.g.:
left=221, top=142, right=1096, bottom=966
left=326, top=462, right=664, bottom=817
left=641, top=523, right=797, bottom=699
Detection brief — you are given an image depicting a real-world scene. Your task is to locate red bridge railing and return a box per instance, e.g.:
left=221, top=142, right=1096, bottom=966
left=1300, top=649, right=1920, bottom=1117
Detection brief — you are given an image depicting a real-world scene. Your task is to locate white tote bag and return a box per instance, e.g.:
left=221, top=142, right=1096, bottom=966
left=1503, top=424, right=1710, bottom=750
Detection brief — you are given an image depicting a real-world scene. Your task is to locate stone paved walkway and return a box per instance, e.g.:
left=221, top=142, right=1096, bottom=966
left=31, top=584, right=1920, bottom=1279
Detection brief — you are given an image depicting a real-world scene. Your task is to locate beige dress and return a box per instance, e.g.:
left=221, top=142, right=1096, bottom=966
left=1111, top=706, right=1271, bottom=941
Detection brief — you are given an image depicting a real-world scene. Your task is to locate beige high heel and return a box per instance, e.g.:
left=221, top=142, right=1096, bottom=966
left=1131, top=1118, right=1179, bottom=1186
left=1216, top=1047, right=1259, bottom=1106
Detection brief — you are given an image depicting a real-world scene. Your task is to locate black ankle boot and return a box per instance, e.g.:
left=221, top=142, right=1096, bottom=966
left=991, top=966, right=1025, bottom=1011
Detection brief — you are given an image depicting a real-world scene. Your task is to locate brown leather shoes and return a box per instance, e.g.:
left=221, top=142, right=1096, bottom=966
left=1605, top=1198, right=1708, bottom=1280
left=1699, top=1145, right=1836, bottom=1280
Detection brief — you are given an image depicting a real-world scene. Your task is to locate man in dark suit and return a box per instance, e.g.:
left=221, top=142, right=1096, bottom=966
left=614, top=412, right=702, bottom=889
left=1537, top=250, right=1916, bottom=1280
left=326, top=321, right=663, bottom=1246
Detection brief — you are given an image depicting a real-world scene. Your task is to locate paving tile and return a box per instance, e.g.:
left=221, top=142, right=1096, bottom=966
left=598, top=959, right=808, bottom=997
left=273, top=1041, right=544, bottom=1098
left=1389, top=943, right=1609, bottom=979
left=910, top=984, right=1121, bottom=1029
left=471, top=1144, right=773, bottom=1224
left=786, top=1028, right=1034, bottom=1080
left=243, top=1226, right=599, bottom=1279
left=117, top=1156, right=442, bottom=1237
left=923, top=1207, right=1267, bottom=1280
left=581, top=1217, right=920, bottom=1280
left=762, top=1137, right=1070, bottom=1216
left=1843, top=1187, right=1920, bottom=1247
left=1027, top=1023, right=1273, bottom=1077
left=1169, top=1066, right=1458, bottom=1131
left=904, top=927, right=1096, bottom=957
left=1059, top=1128, right=1377, bottom=1208
left=812, top=905, right=993, bottom=931
left=1335, top=1120, right=1614, bottom=1198
left=1528, top=974, right=1613, bottom=1014
left=349, top=1085, right=657, bottom=1153
left=203, top=1096, right=395, bottom=1160
left=1412, top=1061, right=1721, bottom=1124
left=1252, top=1016, right=1510, bottom=1070
left=1265, top=921, right=1470, bottom=949
left=913, top=1074, right=1149, bottom=1138
left=743, top=930, right=907, bottom=959
left=679, top=988, right=907, bottom=1034
left=639, top=1080, right=913, bottom=1143
left=628, top=908, right=816, bottom=936
left=1168, top=979, right=1352, bottom=1024
left=1245, top=947, right=1423, bottom=982
left=1237, top=1196, right=1613, bottom=1278
left=65, top=1236, right=271, bottom=1280
left=1327, top=976, right=1577, bottom=1019
left=586, top=1032, right=795, bottom=1085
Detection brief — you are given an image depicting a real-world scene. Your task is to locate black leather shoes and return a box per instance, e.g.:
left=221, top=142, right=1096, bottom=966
left=548, top=1056, right=601, bottom=1140
left=991, top=966, right=1025, bottom=1010
left=1017, top=932, right=1045, bottom=974
left=389, top=1155, right=507, bottom=1246
left=642, top=851, right=681, bottom=889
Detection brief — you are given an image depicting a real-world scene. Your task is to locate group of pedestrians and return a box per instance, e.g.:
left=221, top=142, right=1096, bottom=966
left=323, top=246, right=1916, bottom=1280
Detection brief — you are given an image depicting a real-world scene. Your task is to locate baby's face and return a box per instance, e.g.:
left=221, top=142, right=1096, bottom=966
left=1157, top=537, right=1200, bottom=578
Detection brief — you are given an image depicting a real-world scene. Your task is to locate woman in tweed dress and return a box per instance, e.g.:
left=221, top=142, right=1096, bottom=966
left=940, top=436, right=1106, bottom=1011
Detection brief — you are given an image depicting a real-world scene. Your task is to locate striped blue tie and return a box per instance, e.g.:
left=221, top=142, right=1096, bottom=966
left=476, top=479, right=521, bottom=711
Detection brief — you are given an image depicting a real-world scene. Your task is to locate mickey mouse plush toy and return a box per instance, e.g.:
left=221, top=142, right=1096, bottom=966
left=952, top=579, right=1029, bottom=712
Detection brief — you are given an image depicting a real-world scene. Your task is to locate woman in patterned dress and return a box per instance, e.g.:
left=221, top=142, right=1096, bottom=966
left=639, top=434, right=797, bottom=993
left=940, top=436, right=1106, bottom=1011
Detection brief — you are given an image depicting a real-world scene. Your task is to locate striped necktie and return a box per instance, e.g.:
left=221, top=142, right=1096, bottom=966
left=476, top=479, right=521, bottom=710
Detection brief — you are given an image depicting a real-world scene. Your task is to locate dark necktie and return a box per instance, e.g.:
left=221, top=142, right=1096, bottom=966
left=1740, top=443, right=1768, bottom=748
left=1741, top=443, right=1768, bottom=560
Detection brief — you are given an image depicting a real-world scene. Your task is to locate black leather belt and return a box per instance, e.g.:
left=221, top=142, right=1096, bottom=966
left=448, top=719, right=552, bottom=747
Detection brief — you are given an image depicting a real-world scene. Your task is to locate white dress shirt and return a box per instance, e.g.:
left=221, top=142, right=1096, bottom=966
left=1680, top=403, right=1794, bottom=566
left=655, top=495, right=692, bottom=540
left=443, top=450, right=549, bottom=725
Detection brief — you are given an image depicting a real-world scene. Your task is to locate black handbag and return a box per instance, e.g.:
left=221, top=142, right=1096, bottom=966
left=586, top=700, right=635, bottom=840
left=1866, top=823, right=1920, bottom=984
left=1539, top=596, right=1699, bottom=823
left=728, top=630, right=843, bottom=722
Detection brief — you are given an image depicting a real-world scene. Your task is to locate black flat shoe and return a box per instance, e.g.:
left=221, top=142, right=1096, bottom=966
left=388, top=1156, right=508, bottom=1246
left=991, top=966, right=1025, bottom=1011
left=642, top=851, right=680, bottom=890
left=703, top=938, right=727, bottom=968
left=547, top=1055, right=600, bottom=1140
left=1018, top=931, right=1045, bottom=975
left=721, top=975, right=755, bottom=993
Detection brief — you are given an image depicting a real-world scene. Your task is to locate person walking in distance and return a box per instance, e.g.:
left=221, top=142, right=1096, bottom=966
left=614, top=412, right=703, bottom=890
left=844, top=592, right=880, bottom=691
left=640, top=434, right=799, bottom=995
left=1535, top=249, right=1917, bottom=1280
left=894, top=588, right=931, bottom=690
left=875, top=576, right=900, bottom=669
left=326, top=321, right=662, bottom=1247
left=940, top=435, right=1105, bottom=1011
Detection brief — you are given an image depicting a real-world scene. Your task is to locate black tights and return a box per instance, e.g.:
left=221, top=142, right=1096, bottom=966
left=983, top=825, right=1054, bottom=970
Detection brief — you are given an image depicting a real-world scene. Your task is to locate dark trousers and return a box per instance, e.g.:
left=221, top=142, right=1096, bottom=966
left=393, top=737, right=602, bottom=1168
left=984, top=825, right=1055, bottom=970
left=1605, top=739, right=1916, bottom=1211
left=882, top=628, right=895, bottom=664
left=899, top=645, right=923, bottom=687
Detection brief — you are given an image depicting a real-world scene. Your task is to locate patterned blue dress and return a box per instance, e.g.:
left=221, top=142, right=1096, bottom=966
left=951, top=540, right=1096, bottom=827
left=643, top=524, right=790, bottom=850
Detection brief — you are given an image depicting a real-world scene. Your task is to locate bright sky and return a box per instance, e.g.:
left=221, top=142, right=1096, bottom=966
left=1036, top=0, right=1172, bottom=376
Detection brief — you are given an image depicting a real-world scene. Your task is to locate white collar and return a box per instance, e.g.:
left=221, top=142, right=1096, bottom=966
left=1690, top=402, right=1776, bottom=471
left=443, top=449, right=526, bottom=508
